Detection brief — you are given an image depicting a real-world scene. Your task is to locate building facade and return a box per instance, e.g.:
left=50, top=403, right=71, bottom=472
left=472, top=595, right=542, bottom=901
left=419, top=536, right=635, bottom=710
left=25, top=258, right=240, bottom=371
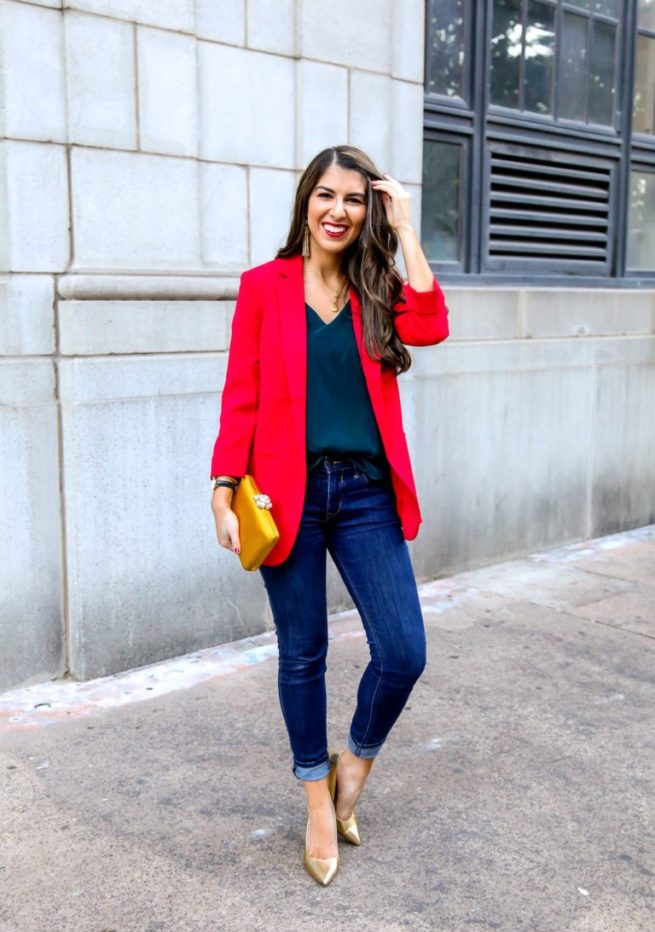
left=1, top=0, right=653, bottom=691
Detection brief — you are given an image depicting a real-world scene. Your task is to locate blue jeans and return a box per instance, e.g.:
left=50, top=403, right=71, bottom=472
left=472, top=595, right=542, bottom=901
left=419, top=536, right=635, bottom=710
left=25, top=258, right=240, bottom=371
left=259, top=455, right=427, bottom=782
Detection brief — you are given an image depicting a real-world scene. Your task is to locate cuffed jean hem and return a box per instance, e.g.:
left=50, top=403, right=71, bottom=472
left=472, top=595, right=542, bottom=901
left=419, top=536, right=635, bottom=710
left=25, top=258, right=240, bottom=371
left=347, top=731, right=384, bottom=760
left=293, top=756, right=331, bottom=782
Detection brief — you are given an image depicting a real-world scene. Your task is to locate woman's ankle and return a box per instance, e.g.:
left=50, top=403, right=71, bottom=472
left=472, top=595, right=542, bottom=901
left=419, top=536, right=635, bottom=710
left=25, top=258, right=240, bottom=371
left=306, top=797, right=335, bottom=816
left=303, top=776, right=332, bottom=810
left=340, top=747, right=374, bottom=778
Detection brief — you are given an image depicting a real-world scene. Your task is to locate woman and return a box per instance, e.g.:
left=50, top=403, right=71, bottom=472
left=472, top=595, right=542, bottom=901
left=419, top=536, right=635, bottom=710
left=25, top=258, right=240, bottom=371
left=210, top=145, right=449, bottom=886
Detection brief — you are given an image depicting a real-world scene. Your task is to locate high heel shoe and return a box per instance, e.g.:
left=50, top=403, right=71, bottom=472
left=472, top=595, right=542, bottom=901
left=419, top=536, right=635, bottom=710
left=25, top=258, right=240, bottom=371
left=303, top=798, right=339, bottom=886
left=327, top=747, right=362, bottom=846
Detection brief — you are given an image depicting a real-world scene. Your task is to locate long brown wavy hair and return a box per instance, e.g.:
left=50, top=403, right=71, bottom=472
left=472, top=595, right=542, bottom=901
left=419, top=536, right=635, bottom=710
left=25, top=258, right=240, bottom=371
left=276, top=145, right=413, bottom=375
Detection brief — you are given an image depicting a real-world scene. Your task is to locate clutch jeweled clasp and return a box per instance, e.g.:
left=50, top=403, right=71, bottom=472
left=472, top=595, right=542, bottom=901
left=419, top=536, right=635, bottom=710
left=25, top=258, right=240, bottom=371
left=253, top=493, right=272, bottom=510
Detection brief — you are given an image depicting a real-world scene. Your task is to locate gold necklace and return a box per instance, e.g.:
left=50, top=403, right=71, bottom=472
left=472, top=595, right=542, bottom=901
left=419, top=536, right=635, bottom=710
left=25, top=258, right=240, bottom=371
left=304, top=267, right=349, bottom=314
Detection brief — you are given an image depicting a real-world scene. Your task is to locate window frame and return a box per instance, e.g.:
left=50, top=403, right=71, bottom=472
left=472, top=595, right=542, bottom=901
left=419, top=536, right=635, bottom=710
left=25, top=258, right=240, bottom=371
left=421, top=0, right=655, bottom=285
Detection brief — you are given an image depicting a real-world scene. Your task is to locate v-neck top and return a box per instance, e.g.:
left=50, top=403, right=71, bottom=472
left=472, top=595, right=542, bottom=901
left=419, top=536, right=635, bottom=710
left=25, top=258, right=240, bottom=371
left=305, top=298, right=389, bottom=481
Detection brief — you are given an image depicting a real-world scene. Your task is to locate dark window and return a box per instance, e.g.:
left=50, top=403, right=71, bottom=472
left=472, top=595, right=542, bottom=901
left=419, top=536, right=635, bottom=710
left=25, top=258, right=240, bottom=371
left=425, top=0, right=468, bottom=102
left=524, top=1, right=556, bottom=115
left=490, top=0, right=523, bottom=109
left=588, top=18, right=618, bottom=125
left=421, top=138, right=465, bottom=267
left=422, top=0, right=655, bottom=284
left=490, top=0, right=618, bottom=127
left=560, top=12, right=589, bottom=121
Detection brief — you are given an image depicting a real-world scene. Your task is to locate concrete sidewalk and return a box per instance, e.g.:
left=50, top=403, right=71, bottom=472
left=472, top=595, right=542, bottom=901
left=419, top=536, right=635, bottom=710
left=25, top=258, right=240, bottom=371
left=2, top=525, right=654, bottom=932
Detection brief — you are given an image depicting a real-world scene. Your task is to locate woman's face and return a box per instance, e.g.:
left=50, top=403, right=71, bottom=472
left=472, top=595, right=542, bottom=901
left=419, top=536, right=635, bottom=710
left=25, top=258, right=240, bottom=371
left=306, top=164, right=368, bottom=257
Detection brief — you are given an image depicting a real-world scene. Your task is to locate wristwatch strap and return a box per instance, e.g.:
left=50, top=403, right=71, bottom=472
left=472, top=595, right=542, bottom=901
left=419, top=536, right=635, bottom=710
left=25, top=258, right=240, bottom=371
left=211, top=475, right=240, bottom=491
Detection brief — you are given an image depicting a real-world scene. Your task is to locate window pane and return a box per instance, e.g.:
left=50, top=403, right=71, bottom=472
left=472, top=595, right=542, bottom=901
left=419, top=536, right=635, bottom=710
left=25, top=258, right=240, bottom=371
left=525, top=0, right=555, bottom=113
left=491, top=0, right=523, bottom=108
left=627, top=171, right=655, bottom=269
left=566, top=0, right=590, bottom=9
left=633, top=35, right=655, bottom=133
left=426, top=0, right=466, bottom=98
left=421, top=140, right=461, bottom=263
left=588, top=20, right=616, bottom=124
left=637, top=0, right=655, bottom=31
left=560, top=13, right=588, bottom=120
left=592, top=0, right=619, bottom=16
left=524, top=1, right=556, bottom=114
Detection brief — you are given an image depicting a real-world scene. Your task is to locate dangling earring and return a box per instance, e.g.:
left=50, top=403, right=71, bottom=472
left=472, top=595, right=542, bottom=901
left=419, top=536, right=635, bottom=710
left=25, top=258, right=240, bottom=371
left=302, top=221, right=311, bottom=258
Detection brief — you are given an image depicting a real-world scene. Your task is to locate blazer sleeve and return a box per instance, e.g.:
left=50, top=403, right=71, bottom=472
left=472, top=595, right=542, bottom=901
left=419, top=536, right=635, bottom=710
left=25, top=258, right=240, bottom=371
left=391, top=275, right=450, bottom=347
left=210, top=270, right=263, bottom=478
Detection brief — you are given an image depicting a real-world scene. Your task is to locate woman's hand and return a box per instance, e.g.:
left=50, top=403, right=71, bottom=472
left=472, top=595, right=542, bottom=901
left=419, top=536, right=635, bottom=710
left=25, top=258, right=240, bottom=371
left=372, top=172, right=435, bottom=291
left=212, top=492, right=241, bottom=554
left=371, top=173, right=413, bottom=232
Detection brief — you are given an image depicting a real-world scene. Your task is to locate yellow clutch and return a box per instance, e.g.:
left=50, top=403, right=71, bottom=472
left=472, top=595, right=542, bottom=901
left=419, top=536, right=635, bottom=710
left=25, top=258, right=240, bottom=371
left=230, top=474, right=280, bottom=571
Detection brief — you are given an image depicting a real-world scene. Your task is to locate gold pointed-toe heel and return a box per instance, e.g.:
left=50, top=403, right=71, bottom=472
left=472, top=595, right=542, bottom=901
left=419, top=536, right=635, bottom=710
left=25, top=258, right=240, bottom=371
left=328, top=747, right=362, bottom=846
left=303, top=799, right=339, bottom=886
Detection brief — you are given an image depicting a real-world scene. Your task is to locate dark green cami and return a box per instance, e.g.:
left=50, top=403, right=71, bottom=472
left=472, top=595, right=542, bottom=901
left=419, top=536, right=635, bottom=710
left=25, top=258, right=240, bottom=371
left=305, top=298, right=390, bottom=481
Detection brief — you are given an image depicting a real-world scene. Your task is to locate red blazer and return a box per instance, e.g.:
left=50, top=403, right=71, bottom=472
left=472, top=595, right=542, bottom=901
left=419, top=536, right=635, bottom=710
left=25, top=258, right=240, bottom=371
left=210, top=252, right=449, bottom=566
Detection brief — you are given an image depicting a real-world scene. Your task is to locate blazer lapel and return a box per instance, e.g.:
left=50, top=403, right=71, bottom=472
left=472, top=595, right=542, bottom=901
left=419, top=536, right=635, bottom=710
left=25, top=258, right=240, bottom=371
left=276, top=255, right=307, bottom=457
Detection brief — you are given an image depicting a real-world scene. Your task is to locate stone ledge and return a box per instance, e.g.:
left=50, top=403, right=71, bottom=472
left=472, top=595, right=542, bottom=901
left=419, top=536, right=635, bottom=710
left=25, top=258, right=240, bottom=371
left=57, top=273, right=241, bottom=300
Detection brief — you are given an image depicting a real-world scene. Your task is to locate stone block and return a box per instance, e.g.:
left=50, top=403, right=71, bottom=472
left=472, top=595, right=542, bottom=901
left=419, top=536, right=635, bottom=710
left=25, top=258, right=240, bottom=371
left=523, top=290, right=655, bottom=338
left=349, top=70, right=392, bottom=171
left=57, top=352, right=267, bottom=679
left=300, top=0, right=391, bottom=72
left=65, top=9, right=136, bottom=148
left=249, top=167, right=297, bottom=265
left=70, top=148, right=201, bottom=270
left=0, top=141, right=70, bottom=272
left=200, top=162, right=248, bottom=268
left=0, top=359, right=63, bottom=691
left=405, top=340, right=597, bottom=573
left=138, top=26, right=197, bottom=156
left=66, top=0, right=193, bottom=31
left=195, top=0, right=244, bottom=44
left=443, top=288, right=520, bottom=341
left=198, top=42, right=295, bottom=167
left=58, top=351, right=223, bottom=403
left=56, top=273, right=240, bottom=300
left=0, top=275, right=55, bottom=355
left=59, top=300, right=230, bottom=354
left=297, top=59, right=348, bottom=167
left=391, top=0, right=424, bottom=82
left=390, top=79, right=423, bottom=183
left=0, top=0, right=67, bottom=142
left=247, top=0, right=295, bottom=54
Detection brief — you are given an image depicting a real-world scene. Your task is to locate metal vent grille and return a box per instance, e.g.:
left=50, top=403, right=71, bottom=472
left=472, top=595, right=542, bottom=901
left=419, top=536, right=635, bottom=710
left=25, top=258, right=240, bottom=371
left=485, top=143, right=615, bottom=273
